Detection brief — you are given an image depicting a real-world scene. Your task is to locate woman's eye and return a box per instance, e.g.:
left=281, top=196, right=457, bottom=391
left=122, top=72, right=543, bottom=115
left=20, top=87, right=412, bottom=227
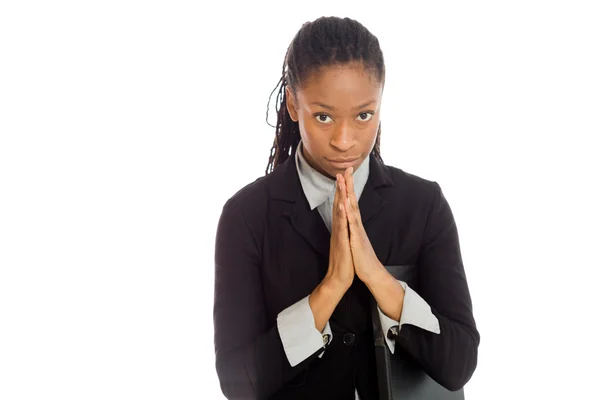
left=315, top=114, right=333, bottom=123
left=357, top=112, right=373, bottom=122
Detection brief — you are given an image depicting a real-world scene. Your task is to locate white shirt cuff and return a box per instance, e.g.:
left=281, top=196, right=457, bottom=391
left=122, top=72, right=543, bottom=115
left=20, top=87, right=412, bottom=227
left=377, top=281, right=441, bottom=354
left=318, top=320, right=332, bottom=358
left=277, top=295, right=332, bottom=367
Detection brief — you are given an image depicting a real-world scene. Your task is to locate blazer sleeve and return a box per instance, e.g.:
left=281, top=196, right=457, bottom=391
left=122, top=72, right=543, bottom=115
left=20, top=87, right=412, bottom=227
left=393, top=181, right=480, bottom=391
left=213, top=197, right=323, bottom=399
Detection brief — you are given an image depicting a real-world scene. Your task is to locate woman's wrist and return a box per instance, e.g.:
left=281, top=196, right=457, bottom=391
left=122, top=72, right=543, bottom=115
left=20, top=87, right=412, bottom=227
left=322, top=273, right=353, bottom=295
left=309, top=276, right=348, bottom=332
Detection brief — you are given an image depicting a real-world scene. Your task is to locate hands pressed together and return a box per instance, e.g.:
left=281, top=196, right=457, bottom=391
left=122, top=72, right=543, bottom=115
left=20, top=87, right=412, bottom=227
left=310, top=167, right=405, bottom=332
left=327, top=167, right=386, bottom=290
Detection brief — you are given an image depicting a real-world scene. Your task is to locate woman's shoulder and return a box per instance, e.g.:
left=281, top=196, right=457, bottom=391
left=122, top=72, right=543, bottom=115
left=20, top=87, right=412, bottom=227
left=220, top=174, right=270, bottom=215
left=379, top=161, right=441, bottom=199
left=222, top=157, right=300, bottom=209
left=218, top=163, right=292, bottom=222
left=214, top=175, right=271, bottom=242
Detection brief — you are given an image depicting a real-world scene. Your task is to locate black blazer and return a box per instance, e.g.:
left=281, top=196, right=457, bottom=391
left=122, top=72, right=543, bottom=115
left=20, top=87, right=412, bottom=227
left=214, top=154, right=479, bottom=399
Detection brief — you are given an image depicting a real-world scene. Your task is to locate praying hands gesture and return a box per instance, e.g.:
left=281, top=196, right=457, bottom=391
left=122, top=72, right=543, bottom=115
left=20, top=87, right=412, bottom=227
left=338, top=167, right=406, bottom=322
left=336, top=167, right=385, bottom=284
left=309, top=166, right=406, bottom=330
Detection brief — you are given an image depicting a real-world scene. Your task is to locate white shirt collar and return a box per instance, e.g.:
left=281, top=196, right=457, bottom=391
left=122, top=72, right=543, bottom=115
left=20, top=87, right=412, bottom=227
left=294, top=140, right=370, bottom=210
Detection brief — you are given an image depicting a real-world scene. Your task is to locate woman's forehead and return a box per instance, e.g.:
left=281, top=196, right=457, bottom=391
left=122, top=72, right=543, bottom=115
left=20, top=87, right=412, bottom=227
left=297, top=65, right=383, bottom=108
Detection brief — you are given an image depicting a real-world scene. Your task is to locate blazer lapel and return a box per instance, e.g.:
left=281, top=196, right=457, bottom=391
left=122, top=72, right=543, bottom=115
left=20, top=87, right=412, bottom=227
left=289, top=207, right=330, bottom=260
left=268, top=153, right=394, bottom=260
left=269, top=155, right=330, bottom=260
left=359, top=155, right=394, bottom=229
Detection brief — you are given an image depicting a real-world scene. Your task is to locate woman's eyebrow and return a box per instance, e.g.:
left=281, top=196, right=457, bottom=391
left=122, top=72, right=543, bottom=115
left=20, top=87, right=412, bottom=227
left=310, top=100, right=376, bottom=111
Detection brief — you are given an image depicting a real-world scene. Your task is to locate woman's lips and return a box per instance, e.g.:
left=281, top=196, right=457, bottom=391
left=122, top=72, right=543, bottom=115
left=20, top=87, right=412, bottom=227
left=327, top=157, right=360, bottom=170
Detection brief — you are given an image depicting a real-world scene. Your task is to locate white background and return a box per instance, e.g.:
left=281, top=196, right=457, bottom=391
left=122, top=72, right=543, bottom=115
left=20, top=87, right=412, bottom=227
left=1, top=1, right=599, bottom=399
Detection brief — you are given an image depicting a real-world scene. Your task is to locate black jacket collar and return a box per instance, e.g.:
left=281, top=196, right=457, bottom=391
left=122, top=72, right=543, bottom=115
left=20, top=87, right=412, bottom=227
left=267, top=153, right=394, bottom=259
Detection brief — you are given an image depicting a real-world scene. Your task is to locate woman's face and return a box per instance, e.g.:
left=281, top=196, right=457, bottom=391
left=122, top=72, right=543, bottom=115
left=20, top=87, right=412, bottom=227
left=286, top=63, right=384, bottom=179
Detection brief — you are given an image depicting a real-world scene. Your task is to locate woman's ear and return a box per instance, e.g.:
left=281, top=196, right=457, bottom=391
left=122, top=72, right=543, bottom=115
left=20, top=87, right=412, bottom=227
left=285, top=86, right=299, bottom=122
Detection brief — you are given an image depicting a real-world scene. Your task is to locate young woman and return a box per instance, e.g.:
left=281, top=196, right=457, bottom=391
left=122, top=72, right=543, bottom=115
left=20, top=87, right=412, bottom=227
left=213, top=16, right=479, bottom=400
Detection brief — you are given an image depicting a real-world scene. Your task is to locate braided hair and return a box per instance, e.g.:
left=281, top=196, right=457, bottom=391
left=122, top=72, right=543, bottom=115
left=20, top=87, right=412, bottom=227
left=265, top=16, right=386, bottom=175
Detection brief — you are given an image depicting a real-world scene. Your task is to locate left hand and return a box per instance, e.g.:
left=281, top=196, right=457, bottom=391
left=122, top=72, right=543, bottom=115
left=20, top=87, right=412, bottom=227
left=339, top=167, right=386, bottom=285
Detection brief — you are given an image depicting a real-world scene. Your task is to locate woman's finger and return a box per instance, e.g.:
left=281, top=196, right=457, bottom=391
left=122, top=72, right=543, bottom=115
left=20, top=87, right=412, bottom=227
left=336, top=175, right=349, bottom=236
left=344, top=167, right=359, bottom=211
left=347, top=168, right=365, bottom=233
left=342, top=168, right=357, bottom=228
left=332, top=174, right=341, bottom=229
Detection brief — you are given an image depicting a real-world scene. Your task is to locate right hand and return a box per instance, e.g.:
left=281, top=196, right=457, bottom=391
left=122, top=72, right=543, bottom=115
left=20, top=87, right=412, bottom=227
left=324, top=172, right=355, bottom=290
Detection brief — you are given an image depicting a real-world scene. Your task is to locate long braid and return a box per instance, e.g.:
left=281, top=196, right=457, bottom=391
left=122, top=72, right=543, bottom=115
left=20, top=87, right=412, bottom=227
left=265, top=17, right=385, bottom=175
left=265, top=76, right=300, bottom=175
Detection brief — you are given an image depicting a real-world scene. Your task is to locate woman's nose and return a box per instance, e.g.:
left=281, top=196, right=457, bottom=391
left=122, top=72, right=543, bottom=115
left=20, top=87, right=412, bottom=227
left=329, top=121, right=356, bottom=152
